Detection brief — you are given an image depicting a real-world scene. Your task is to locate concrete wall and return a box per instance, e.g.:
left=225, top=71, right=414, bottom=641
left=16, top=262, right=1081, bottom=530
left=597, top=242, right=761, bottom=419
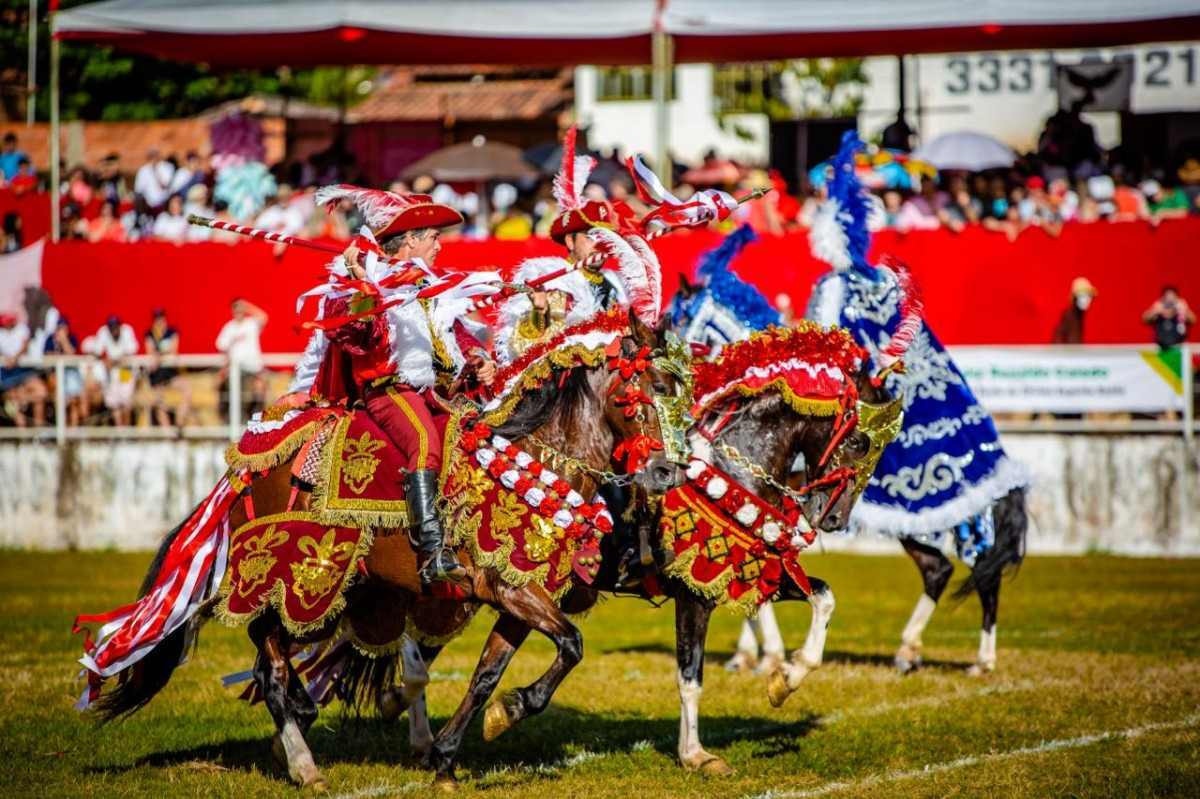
left=0, top=435, right=1196, bottom=554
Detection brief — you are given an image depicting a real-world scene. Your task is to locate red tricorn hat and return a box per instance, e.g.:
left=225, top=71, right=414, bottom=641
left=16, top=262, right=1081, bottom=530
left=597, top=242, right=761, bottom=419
left=315, top=185, right=463, bottom=239
left=549, top=126, right=618, bottom=244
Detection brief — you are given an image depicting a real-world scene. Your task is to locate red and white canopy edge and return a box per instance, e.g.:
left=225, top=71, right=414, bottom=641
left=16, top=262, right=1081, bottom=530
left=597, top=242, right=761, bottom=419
left=47, top=0, right=1200, bottom=236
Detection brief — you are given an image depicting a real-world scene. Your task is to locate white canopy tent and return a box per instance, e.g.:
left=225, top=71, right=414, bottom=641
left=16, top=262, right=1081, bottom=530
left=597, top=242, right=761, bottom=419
left=48, top=0, right=1200, bottom=236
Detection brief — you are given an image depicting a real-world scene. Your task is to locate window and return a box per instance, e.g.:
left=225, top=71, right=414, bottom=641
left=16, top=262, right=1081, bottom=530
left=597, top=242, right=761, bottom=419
left=712, top=63, right=788, bottom=115
left=596, top=67, right=676, bottom=102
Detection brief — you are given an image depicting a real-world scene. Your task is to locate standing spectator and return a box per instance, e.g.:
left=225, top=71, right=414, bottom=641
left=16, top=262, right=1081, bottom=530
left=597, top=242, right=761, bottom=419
left=0, top=313, right=48, bottom=427
left=183, top=184, right=216, bottom=242
left=82, top=315, right=139, bottom=426
left=1052, top=277, right=1098, bottom=344
left=0, top=133, right=28, bottom=182
left=1018, top=177, right=1064, bottom=237
left=96, top=153, right=126, bottom=204
left=208, top=200, right=242, bottom=244
left=133, top=149, right=175, bottom=226
left=880, top=189, right=904, bottom=227
left=43, top=316, right=88, bottom=426
left=1048, top=178, right=1080, bottom=222
left=87, top=200, right=127, bottom=243
left=169, top=151, right=208, bottom=197
left=216, top=298, right=268, bottom=419
left=152, top=195, right=190, bottom=243
left=943, top=174, right=981, bottom=229
left=254, top=184, right=305, bottom=236
left=895, top=179, right=945, bottom=231
left=144, top=309, right=190, bottom=427
left=1110, top=173, right=1149, bottom=222
left=1143, top=286, right=1195, bottom=350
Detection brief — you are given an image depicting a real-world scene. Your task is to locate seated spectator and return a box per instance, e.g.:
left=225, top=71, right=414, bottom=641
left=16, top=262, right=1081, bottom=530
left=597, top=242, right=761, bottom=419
left=1143, top=286, right=1195, bottom=350
left=254, top=184, right=305, bottom=255
left=0, top=312, right=48, bottom=427
left=0, top=132, right=27, bottom=182
left=183, top=184, right=216, bottom=242
left=881, top=189, right=903, bottom=227
left=943, top=174, right=980, bottom=230
left=9, top=157, right=37, bottom=195
left=65, top=166, right=94, bottom=210
left=1048, top=178, right=1080, bottom=222
left=216, top=298, right=268, bottom=420
left=43, top=315, right=89, bottom=426
left=1, top=212, right=22, bottom=253
left=169, top=151, right=208, bottom=197
left=1141, top=180, right=1189, bottom=222
left=96, top=152, right=126, bottom=204
left=981, top=176, right=1021, bottom=241
left=1110, top=173, right=1149, bottom=222
left=144, top=308, right=190, bottom=427
left=152, top=194, right=190, bottom=243
left=208, top=200, right=242, bottom=244
left=1017, top=177, right=1063, bottom=237
left=133, top=148, right=175, bottom=226
left=82, top=315, right=139, bottom=426
left=87, top=200, right=128, bottom=243
left=895, top=178, right=950, bottom=232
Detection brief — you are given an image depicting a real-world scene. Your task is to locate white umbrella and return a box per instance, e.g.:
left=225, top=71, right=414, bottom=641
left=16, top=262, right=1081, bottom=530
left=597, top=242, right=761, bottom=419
left=913, top=132, right=1016, bottom=172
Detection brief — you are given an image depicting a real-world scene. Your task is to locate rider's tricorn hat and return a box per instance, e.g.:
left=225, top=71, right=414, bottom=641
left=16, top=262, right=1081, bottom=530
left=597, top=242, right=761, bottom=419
left=315, top=185, right=463, bottom=240
left=549, top=126, right=616, bottom=244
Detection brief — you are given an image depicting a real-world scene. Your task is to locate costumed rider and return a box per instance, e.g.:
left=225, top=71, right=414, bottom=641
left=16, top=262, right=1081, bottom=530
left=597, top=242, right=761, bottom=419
left=805, top=131, right=1030, bottom=563
left=499, top=126, right=648, bottom=360
left=292, top=186, right=500, bottom=587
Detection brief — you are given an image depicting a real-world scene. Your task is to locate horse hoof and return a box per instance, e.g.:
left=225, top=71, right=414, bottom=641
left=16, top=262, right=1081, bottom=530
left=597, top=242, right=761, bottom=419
left=682, top=751, right=734, bottom=776
left=302, top=776, right=329, bottom=795
left=482, top=690, right=519, bottom=742
left=378, top=687, right=408, bottom=722
left=966, top=661, right=995, bottom=678
left=723, top=651, right=756, bottom=673
left=754, top=653, right=784, bottom=676
left=433, top=774, right=459, bottom=792
left=766, top=668, right=793, bottom=708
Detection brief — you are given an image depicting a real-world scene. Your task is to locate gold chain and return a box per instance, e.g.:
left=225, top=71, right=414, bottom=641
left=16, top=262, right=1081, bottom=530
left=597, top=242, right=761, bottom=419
left=524, top=432, right=631, bottom=487
left=716, top=442, right=809, bottom=505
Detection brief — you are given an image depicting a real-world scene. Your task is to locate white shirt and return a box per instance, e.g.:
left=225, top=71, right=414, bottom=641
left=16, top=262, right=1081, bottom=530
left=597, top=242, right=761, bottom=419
left=152, top=212, right=190, bottom=242
left=134, top=160, right=175, bottom=208
left=83, top=323, right=139, bottom=360
left=254, top=203, right=305, bottom=237
left=0, top=323, right=30, bottom=360
left=216, top=316, right=264, bottom=373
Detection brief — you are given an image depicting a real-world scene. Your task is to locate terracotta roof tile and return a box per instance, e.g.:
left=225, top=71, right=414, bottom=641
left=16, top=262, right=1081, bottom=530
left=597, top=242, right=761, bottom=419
left=350, top=69, right=572, bottom=123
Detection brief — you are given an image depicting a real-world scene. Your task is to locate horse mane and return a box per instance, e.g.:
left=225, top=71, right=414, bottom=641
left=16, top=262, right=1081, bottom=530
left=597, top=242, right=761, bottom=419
left=492, top=366, right=596, bottom=440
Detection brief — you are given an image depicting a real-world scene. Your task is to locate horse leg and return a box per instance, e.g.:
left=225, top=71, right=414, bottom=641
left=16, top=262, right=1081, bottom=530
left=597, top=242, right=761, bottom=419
left=424, top=612, right=531, bottom=785
left=481, top=583, right=584, bottom=741
left=406, top=642, right=443, bottom=759
left=968, top=581, right=999, bottom=676
left=895, top=537, right=954, bottom=674
left=754, top=601, right=787, bottom=675
left=724, top=618, right=760, bottom=673
left=675, top=591, right=733, bottom=775
left=249, top=614, right=325, bottom=791
left=765, top=577, right=834, bottom=707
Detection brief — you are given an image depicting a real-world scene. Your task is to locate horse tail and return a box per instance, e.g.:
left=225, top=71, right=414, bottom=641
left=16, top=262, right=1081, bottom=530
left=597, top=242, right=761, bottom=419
left=334, top=648, right=399, bottom=714
left=77, top=477, right=239, bottom=721
left=953, top=487, right=1027, bottom=600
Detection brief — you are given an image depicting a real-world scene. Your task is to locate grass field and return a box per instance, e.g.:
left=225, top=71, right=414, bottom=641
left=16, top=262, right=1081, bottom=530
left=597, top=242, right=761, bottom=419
left=2, top=550, right=1199, bottom=798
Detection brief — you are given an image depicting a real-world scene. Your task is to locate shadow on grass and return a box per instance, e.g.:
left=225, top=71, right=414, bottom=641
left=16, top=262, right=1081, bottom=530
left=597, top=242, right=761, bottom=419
left=823, top=649, right=971, bottom=672
left=88, top=706, right=822, bottom=783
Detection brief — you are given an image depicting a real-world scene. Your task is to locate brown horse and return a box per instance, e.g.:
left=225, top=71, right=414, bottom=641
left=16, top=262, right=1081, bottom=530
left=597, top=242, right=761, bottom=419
left=87, top=310, right=685, bottom=791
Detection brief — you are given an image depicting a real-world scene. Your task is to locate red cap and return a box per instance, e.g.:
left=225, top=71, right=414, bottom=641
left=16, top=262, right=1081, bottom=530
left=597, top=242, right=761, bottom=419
left=1026, top=176, right=1046, bottom=191
left=550, top=199, right=616, bottom=244
left=374, top=194, right=463, bottom=238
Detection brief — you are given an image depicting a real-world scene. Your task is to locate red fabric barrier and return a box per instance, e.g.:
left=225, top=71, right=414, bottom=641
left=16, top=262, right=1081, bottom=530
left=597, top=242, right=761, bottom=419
left=0, top=189, right=51, bottom=244
left=38, top=218, right=1199, bottom=353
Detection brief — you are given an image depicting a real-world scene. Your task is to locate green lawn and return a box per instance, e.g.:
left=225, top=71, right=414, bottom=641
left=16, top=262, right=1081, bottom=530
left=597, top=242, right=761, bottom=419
left=2, top=551, right=1198, bottom=798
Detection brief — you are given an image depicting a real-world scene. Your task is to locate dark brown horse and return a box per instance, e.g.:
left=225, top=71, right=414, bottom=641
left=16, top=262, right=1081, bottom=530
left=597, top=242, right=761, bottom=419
left=87, top=310, right=684, bottom=791
left=377, top=347, right=899, bottom=779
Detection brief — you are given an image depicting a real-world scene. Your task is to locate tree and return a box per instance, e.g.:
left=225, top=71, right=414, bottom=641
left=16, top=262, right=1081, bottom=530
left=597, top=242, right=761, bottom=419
left=0, top=0, right=372, bottom=122
left=787, top=58, right=869, bottom=119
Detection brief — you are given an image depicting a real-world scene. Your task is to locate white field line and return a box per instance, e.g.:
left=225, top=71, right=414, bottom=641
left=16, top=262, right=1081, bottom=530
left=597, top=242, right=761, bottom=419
left=744, top=712, right=1200, bottom=799
left=328, top=779, right=426, bottom=799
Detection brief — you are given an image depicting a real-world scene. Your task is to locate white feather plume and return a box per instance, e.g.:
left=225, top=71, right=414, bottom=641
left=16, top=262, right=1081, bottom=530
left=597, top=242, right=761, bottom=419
left=808, top=197, right=852, bottom=272
left=589, top=228, right=660, bottom=326
left=314, top=184, right=406, bottom=233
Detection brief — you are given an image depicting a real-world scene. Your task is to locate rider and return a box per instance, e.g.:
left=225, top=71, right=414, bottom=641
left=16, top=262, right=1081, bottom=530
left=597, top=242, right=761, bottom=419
left=296, top=186, right=496, bottom=586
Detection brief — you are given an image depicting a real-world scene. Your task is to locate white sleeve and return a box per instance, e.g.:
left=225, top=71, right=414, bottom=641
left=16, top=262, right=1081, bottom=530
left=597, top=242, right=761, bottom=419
left=215, top=321, right=234, bottom=352
left=288, top=329, right=327, bottom=395
left=119, top=326, right=139, bottom=357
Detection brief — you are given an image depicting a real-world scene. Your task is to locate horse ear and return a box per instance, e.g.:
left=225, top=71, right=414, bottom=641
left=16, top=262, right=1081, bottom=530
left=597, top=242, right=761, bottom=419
left=627, top=306, right=652, bottom=344
left=678, top=273, right=694, bottom=292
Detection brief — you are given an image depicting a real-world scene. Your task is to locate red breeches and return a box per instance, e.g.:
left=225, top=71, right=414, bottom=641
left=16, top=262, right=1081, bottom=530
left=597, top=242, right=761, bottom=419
left=363, top=386, right=445, bottom=473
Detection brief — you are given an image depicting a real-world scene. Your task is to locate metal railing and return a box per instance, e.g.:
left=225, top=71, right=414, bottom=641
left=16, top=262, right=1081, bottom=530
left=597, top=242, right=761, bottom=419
left=2, top=346, right=1195, bottom=444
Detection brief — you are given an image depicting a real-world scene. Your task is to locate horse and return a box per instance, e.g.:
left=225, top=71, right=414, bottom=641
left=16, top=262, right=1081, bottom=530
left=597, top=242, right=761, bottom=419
left=365, top=323, right=903, bottom=779
left=77, top=308, right=687, bottom=792
left=668, top=229, right=1029, bottom=680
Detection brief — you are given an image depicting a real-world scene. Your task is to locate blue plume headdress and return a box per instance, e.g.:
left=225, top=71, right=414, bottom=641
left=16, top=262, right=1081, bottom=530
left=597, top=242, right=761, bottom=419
left=809, top=130, right=876, bottom=278
left=696, top=225, right=780, bottom=329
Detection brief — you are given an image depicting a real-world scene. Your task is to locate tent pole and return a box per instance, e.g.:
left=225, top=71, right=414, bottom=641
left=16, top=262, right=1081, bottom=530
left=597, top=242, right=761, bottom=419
left=26, top=0, right=37, bottom=127
left=652, top=29, right=672, bottom=189
left=50, top=14, right=60, bottom=242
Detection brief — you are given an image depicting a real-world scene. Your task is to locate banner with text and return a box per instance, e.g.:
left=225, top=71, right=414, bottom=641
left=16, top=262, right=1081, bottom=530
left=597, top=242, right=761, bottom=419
left=950, top=346, right=1186, bottom=413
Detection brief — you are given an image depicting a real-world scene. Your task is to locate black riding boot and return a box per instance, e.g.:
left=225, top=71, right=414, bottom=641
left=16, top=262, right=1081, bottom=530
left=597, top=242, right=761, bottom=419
left=405, top=469, right=467, bottom=587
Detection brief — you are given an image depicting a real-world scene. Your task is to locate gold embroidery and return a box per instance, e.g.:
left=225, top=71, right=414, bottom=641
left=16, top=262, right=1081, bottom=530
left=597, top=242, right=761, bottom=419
left=340, top=431, right=387, bottom=494
left=290, top=529, right=357, bottom=610
left=524, top=515, right=558, bottom=563
left=235, top=523, right=289, bottom=597
left=491, top=490, right=528, bottom=538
